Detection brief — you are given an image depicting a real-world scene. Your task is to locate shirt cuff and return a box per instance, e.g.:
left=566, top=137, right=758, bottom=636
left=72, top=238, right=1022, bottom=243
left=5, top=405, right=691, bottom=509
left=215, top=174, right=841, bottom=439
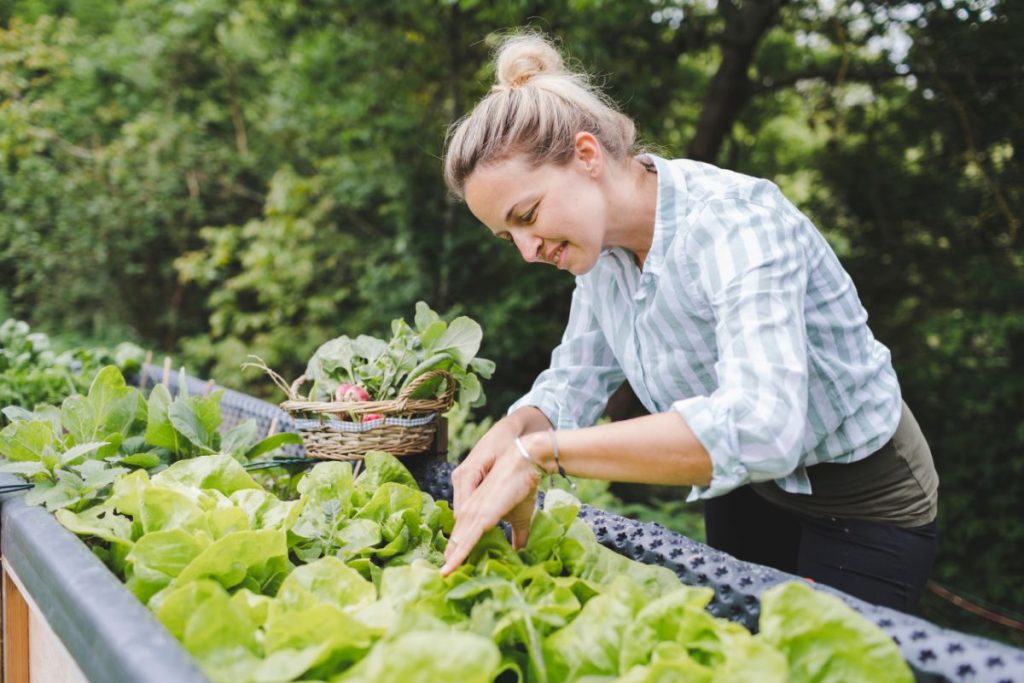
left=671, top=395, right=750, bottom=501
left=508, top=390, right=578, bottom=431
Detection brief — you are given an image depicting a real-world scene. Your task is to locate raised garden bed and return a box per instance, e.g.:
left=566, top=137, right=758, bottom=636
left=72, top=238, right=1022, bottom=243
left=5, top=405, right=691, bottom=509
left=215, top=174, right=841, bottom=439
left=1, top=366, right=1021, bottom=682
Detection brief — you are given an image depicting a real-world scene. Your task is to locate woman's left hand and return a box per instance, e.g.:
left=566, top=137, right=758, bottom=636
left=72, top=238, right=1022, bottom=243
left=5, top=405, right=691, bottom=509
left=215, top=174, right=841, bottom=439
left=440, top=434, right=545, bottom=576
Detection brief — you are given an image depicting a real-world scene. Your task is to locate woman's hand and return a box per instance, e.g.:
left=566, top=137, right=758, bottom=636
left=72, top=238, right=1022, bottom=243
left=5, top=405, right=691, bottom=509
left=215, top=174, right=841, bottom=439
left=441, top=433, right=545, bottom=576
left=451, top=418, right=519, bottom=513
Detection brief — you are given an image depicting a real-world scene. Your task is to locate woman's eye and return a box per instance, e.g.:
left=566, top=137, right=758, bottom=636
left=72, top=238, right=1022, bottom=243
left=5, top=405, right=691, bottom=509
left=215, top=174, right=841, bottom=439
left=521, top=208, right=536, bottom=224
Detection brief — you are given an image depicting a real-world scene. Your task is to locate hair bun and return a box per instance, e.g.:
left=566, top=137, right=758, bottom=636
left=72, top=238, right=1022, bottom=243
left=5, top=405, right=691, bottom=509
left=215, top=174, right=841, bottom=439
left=494, top=34, right=564, bottom=89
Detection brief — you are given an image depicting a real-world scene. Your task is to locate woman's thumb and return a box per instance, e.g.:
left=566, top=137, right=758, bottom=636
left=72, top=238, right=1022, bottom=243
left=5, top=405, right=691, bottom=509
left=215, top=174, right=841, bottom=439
left=507, top=490, right=537, bottom=550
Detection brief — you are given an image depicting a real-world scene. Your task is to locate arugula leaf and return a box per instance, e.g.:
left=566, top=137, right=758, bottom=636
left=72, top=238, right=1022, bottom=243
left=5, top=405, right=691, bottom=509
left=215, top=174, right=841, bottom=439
left=244, top=432, right=303, bottom=460
left=0, top=460, right=47, bottom=476
left=221, top=419, right=259, bottom=457
left=59, top=440, right=108, bottom=466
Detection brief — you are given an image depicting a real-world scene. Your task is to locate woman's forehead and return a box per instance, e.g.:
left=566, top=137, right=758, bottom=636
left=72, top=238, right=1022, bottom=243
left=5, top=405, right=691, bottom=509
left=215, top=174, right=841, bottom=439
left=465, top=158, right=542, bottom=218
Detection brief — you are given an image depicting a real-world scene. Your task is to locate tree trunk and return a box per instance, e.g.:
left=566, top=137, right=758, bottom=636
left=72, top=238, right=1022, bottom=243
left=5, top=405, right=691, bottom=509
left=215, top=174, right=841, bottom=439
left=687, top=0, right=787, bottom=164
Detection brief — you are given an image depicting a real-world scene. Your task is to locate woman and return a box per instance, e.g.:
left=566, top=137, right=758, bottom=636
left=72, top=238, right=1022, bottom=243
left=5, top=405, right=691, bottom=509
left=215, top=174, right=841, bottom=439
left=439, top=32, right=938, bottom=614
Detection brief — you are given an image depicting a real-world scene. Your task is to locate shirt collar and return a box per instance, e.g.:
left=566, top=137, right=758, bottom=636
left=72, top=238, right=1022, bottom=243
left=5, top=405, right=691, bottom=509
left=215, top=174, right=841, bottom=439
left=637, top=153, right=681, bottom=281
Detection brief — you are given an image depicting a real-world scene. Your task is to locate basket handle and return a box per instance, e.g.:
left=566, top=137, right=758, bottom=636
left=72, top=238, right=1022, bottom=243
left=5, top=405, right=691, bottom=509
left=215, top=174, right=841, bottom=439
left=290, top=374, right=309, bottom=402
left=241, top=356, right=300, bottom=400
left=396, top=369, right=456, bottom=410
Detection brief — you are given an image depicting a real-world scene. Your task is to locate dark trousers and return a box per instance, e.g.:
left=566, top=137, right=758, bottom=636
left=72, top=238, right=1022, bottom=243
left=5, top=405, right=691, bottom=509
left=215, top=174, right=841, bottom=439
left=704, top=484, right=939, bottom=614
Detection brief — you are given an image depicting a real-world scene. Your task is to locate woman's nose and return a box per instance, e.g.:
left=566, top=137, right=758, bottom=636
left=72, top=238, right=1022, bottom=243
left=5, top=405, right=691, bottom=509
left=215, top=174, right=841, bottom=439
left=513, top=233, right=543, bottom=263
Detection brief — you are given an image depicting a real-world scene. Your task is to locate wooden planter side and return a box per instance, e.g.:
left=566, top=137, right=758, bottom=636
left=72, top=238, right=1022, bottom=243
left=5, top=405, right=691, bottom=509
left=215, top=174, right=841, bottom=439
left=0, top=484, right=208, bottom=683
left=3, top=564, right=29, bottom=683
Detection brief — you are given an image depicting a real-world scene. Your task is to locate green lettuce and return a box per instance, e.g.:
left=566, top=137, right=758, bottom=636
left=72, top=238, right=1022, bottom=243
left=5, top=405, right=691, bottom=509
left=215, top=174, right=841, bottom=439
left=56, top=450, right=914, bottom=683
left=759, top=581, right=913, bottom=682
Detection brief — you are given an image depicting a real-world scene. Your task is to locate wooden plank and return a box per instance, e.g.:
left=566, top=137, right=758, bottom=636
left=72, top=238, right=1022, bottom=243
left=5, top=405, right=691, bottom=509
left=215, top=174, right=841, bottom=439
left=3, top=564, right=30, bottom=683
left=29, top=607, right=88, bottom=683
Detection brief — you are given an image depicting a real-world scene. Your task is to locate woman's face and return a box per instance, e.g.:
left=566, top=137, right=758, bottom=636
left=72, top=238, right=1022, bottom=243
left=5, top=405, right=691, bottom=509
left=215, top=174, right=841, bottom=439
left=464, top=147, right=609, bottom=276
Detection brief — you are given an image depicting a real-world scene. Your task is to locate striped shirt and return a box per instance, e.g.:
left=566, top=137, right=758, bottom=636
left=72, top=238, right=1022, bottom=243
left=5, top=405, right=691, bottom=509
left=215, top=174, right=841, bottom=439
left=509, top=154, right=902, bottom=500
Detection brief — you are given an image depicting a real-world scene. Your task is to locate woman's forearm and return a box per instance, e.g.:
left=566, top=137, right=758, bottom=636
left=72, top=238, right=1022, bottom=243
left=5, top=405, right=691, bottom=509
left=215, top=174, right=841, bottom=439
left=520, top=411, right=713, bottom=487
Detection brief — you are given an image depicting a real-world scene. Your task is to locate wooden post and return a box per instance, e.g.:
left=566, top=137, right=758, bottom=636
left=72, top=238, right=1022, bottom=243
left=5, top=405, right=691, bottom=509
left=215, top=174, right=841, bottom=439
left=3, top=567, right=30, bottom=683
left=139, top=350, right=154, bottom=390
left=433, top=416, right=448, bottom=458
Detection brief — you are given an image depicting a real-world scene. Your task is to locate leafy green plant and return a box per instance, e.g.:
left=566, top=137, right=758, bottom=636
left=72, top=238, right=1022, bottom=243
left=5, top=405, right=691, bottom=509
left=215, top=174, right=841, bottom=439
left=0, top=318, right=145, bottom=426
left=0, top=365, right=143, bottom=511
left=56, top=451, right=912, bottom=683
left=145, top=368, right=301, bottom=464
left=302, top=302, right=495, bottom=409
left=0, top=365, right=301, bottom=511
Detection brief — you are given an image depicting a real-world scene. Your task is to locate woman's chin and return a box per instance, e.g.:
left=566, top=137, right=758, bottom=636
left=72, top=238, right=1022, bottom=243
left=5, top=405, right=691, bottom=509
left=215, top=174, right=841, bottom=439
left=568, top=255, right=598, bottom=276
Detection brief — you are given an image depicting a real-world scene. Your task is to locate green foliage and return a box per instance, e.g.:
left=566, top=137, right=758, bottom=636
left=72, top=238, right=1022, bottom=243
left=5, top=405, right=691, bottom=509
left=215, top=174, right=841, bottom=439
left=760, top=582, right=913, bottom=682
left=0, top=318, right=144, bottom=425
left=301, top=301, right=493, bottom=407
left=0, top=365, right=142, bottom=511
left=58, top=452, right=911, bottom=682
left=791, top=2, right=1024, bottom=646
left=0, top=364, right=302, bottom=510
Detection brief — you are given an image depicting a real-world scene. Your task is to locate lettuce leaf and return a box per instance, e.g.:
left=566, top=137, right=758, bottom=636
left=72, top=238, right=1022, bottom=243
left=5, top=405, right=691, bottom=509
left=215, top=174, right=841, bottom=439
left=332, top=630, right=501, bottom=683
left=758, top=581, right=913, bottom=682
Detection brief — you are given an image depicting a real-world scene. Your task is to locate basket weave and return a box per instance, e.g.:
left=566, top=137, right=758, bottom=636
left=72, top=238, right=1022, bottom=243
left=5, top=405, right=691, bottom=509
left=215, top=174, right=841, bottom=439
left=277, top=369, right=456, bottom=461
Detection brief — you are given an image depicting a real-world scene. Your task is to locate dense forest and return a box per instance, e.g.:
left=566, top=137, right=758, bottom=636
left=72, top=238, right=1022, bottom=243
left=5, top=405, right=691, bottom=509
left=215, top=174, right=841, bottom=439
left=1, top=0, right=1021, bottom=645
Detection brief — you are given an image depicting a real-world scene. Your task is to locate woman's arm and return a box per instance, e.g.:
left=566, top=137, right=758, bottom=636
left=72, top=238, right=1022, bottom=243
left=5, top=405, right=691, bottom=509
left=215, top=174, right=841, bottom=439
left=522, top=411, right=712, bottom=486
left=451, top=284, right=623, bottom=518
left=441, top=411, right=711, bottom=575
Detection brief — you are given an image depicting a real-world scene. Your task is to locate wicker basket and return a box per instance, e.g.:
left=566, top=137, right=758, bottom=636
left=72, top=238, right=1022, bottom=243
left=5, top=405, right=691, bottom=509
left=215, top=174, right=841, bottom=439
left=276, top=369, right=456, bottom=461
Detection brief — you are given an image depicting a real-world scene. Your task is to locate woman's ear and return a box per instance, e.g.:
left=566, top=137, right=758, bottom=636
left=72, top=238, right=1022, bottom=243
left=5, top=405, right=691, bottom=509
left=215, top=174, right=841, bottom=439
left=574, top=132, right=602, bottom=177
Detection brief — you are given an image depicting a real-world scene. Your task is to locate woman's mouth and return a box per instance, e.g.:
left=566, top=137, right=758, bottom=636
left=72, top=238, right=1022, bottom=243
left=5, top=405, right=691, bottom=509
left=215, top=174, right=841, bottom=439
left=550, top=241, right=568, bottom=268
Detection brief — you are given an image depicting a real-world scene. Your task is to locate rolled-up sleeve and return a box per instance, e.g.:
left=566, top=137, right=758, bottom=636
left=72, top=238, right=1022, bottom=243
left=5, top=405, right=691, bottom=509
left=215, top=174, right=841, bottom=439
left=508, top=283, right=625, bottom=430
left=675, top=196, right=810, bottom=500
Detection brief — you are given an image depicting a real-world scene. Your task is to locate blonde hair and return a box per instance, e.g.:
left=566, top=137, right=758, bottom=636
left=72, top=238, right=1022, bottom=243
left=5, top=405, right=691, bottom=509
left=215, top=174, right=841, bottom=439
left=443, top=32, right=640, bottom=199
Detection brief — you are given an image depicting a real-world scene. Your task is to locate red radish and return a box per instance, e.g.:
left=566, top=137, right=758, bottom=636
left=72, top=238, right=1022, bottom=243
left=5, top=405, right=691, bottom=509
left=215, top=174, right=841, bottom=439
left=335, top=383, right=370, bottom=402
left=362, top=414, right=384, bottom=422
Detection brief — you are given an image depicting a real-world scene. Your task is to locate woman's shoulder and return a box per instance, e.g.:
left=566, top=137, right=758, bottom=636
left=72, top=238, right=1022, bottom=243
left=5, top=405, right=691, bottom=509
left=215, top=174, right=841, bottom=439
left=656, top=155, right=783, bottom=208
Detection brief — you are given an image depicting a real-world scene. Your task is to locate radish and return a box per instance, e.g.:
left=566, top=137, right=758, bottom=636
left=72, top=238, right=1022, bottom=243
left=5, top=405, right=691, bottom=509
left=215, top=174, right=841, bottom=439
left=335, top=383, right=370, bottom=402
left=362, top=414, right=384, bottom=422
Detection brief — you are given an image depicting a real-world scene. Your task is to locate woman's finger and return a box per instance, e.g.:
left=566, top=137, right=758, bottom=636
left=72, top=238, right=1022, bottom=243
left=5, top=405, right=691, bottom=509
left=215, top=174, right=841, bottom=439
left=451, top=462, right=472, bottom=513
left=452, top=447, right=496, bottom=513
left=442, top=448, right=543, bottom=575
left=441, top=510, right=491, bottom=576
left=507, top=489, right=537, bottom=550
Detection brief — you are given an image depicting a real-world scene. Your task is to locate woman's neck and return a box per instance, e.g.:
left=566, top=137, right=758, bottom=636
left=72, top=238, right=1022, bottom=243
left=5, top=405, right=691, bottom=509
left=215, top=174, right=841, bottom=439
left=604, top=156, right=658, bottom=270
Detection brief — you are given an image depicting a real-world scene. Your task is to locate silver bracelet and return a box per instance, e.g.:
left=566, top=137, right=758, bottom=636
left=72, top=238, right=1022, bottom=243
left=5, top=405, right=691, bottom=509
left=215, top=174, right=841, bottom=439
left=514, top=436, right=547, bottom=477
left=547, top=428, right=576, bottom=490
